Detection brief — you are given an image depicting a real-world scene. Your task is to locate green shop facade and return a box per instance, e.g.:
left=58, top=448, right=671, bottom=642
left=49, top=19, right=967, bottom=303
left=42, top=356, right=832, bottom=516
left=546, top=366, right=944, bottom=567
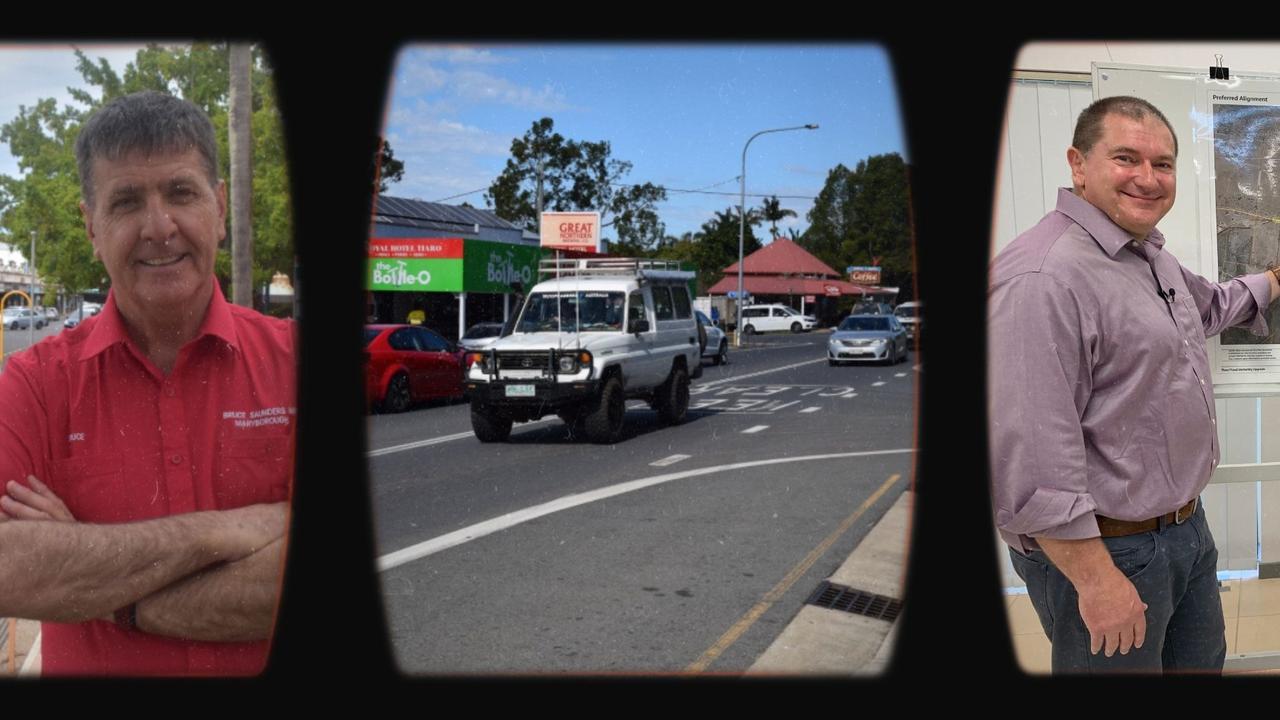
left=366, top=236, right=544, bottom=342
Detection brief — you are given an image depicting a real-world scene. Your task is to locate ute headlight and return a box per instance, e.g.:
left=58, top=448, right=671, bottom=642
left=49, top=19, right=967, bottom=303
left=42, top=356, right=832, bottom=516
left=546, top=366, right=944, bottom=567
left=557, top=350, right=592, bottom=374
left=468, top=352, right=493, bottom=373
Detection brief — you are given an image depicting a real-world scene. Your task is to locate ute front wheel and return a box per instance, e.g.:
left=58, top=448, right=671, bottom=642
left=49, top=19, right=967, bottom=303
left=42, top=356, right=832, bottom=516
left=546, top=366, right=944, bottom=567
left=584, top=377, right=625, bottom=444
left=471, top=407, right=513, bottom=442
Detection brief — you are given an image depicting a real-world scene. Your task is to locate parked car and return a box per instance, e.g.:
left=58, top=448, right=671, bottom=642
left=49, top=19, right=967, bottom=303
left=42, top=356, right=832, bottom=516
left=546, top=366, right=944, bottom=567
left=364, top=324, right=465, bottom=413
left=739, top=304, right=817, bottom=334
left=43, top=307, right=58, bottom=320
left=2, top=307, right=44, bottom=330
left=458, top=322, right=506, bottom=352
left=827, top=314, right=909, bottom=365
left=696, top=310, right=728, bottom=365
left=83, top=302, right=102, bottom=316
left=850, top=300, right=894, bottom=316
left=63, top=309, right=90, bottom=329
left=893, top=300, right=922, bottom=342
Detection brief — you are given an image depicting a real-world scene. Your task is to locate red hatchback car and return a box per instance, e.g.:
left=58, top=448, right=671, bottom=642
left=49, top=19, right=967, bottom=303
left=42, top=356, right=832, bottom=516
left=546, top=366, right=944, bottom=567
left=364, top=324, right=466, bottom=413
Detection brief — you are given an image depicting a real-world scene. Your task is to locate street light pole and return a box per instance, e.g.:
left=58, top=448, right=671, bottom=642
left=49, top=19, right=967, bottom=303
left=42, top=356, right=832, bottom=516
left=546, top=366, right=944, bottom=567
left=28, top=230, right=35, bottom=347
left=736, top=124, right=817, bottom=348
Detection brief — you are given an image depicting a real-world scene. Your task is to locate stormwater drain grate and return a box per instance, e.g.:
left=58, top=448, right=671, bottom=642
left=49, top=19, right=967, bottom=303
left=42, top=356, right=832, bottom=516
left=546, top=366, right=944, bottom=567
left=805, top=581, right=902, bottom=622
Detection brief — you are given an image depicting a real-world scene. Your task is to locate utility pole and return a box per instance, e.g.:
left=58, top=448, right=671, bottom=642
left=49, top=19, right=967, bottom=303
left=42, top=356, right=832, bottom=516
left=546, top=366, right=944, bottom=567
left=229, top=43, right=254, bottom=307
left=28, top=230, right=34, bottom=347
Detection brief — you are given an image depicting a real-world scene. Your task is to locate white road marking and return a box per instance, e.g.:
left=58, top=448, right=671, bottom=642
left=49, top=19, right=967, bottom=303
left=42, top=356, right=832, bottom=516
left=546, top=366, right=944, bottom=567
left=741, top=425, right=769, bottom=434
left=368, top=417, right=555, bottom=457
left=894, top=373, right=907, bottom=378
left=872, top=381, right=886, bottom=387
left=799, top=407, right=821, bottom=414
left=377, top=448, right=917, bottom=571
left=650, top=454, right=691, bottom=467
left=366, top=431, right=477, bottom=458
left=697, top=358, right=827, bottom=388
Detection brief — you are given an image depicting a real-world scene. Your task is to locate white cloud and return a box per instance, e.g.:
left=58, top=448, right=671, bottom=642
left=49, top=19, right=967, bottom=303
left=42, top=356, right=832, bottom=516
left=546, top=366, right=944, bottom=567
left=452, top=69, right=568, bottom=112
left=441, top=47, right=507, bottom=66
left=390, top=116, right=512, bottom=158
left=396, top=59, right=448, bottom=94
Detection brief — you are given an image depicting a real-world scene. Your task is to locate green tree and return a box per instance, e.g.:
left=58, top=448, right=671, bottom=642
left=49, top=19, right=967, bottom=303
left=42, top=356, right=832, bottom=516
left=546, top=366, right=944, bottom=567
left=375, top=137, right=405, bottom=194
left=759, top=195, right=797, bottom=241
left=802, top=153, right=913, bottom=298
left=0, top=43, right=292, bottom=303
left=485, top=117, right=668, bottom=252
left=687, top=208, right=761, bottom=294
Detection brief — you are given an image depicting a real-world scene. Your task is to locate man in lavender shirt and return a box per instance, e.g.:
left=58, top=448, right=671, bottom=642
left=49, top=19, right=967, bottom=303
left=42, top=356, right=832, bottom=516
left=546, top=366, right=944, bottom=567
left=989, top=95, right=1280, bottom=673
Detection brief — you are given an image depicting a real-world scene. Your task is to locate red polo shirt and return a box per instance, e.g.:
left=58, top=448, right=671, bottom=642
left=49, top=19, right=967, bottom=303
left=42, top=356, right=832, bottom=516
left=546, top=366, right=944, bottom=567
left=0, top=283, right=295, bottom=676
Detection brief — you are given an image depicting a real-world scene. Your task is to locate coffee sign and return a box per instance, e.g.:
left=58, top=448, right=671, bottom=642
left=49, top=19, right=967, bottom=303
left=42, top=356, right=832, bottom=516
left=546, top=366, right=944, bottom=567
left=848, top=266, right=881, bottom=286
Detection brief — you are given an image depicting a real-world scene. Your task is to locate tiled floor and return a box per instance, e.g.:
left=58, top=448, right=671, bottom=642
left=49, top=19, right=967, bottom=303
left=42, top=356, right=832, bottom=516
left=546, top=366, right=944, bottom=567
left=1007, top=577, right=1280, bottom=674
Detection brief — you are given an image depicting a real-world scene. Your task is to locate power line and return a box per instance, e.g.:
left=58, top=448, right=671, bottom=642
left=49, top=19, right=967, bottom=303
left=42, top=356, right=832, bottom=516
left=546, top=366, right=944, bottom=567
left=429, top=186, right=489, bottom=203
left=609, top=182, right=815, bottom=201
left=419, top=178, right=814, bottom=206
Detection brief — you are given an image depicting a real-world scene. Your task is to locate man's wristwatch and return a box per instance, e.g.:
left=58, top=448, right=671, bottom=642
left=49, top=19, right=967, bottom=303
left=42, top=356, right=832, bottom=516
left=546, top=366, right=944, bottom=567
left=113, top=603, right=137, bottom=630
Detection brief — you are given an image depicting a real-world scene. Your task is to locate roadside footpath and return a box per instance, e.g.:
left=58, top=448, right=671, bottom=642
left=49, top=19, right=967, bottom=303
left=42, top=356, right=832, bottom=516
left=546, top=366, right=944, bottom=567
left=747, top=489, right=910, bottom=675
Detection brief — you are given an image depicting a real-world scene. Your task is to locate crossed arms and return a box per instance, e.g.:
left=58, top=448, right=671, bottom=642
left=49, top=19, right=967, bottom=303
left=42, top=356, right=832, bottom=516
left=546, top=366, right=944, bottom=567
left=0, top=476, right=287, bottom=642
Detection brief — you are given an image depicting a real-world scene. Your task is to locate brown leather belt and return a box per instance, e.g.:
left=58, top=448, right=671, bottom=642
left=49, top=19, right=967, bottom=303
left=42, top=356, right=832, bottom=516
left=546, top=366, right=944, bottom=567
left=1096, top=498, right=1198, bottom=538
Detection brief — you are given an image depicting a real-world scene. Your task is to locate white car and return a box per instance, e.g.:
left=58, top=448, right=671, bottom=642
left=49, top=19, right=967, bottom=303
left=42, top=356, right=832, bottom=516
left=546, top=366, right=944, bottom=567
left=696, top=310, right=727, bottom=365
left=465, top=258, right=703, bottom=443
left=894, top=300, right=922, bottom=342
left=739, top=304, right=817, bottom=334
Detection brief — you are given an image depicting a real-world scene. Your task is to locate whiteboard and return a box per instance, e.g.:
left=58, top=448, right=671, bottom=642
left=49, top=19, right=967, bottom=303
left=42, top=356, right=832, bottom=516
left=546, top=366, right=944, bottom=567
left=1096, top=63, right=1280, bottom=391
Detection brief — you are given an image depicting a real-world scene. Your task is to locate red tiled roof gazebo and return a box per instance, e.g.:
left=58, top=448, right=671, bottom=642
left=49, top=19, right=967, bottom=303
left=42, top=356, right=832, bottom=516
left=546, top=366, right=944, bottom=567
left=708, top=238, right=885, bottom=298
left=707, top=239, right=892, bottom=326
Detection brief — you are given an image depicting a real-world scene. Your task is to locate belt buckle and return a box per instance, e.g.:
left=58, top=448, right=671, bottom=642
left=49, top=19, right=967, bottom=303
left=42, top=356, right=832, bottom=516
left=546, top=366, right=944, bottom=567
left=1175, top=498, right=1197, bottom=525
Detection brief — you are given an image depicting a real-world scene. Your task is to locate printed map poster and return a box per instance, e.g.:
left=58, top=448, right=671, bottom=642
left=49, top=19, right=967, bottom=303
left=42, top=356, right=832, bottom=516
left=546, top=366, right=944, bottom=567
left=1209, top=91, right=1280, bottom=382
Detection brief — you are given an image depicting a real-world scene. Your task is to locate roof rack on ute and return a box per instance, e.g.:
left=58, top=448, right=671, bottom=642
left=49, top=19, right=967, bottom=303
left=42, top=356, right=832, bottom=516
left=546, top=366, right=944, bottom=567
left=538, top=257, right=694, bottom=282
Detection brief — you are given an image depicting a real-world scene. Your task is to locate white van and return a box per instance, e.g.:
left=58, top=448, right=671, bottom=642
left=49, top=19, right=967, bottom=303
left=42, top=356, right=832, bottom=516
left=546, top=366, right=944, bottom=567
left=739, top=304, right=817, bottom=334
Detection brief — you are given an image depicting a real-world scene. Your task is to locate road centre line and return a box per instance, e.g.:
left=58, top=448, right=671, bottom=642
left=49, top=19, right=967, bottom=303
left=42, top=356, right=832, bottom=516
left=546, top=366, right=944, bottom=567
left=687, top=473, right=904, bottom=673
left=741, top=425, right=769, bottom=434
left=376, top=448, right=916, bottom=572
left=799, top=407, right=821, bottom=414
left=871, top=381, right=886, bottom=387
left=732, top=342, right=813, bottom=352
left=650, top=454, right=691, bottom=467
left=697, top=358, right=829, bottom=389
left=366, top=430, right=478, bottom=458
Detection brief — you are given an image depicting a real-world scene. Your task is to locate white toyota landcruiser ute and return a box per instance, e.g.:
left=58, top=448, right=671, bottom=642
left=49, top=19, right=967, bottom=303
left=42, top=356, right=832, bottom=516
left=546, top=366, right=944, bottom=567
left=464, top=258, right=705, bottom=443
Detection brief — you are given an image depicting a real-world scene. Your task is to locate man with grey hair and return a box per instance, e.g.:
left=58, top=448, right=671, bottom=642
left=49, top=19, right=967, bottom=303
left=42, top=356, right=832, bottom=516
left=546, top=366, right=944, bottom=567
left=989, top=95, right=1280, bottom=673
left=0, top=90, right=294, bottom=676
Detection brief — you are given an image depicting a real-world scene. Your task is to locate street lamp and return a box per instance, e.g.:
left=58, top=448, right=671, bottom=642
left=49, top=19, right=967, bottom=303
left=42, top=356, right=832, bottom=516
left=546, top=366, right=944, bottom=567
left=736, top=124, right=818, bottom=348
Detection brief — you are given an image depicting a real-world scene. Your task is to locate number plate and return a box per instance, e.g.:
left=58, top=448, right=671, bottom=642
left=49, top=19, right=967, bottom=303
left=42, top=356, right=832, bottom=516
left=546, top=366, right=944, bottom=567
left=505, top=384, right=535, bottom=398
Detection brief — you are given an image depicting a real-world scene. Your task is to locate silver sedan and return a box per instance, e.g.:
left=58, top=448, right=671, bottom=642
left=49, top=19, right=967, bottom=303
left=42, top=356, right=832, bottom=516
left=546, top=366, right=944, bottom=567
left=696, top=311, right=728, bottom=365
left=828, top=314, right=908, bottom=365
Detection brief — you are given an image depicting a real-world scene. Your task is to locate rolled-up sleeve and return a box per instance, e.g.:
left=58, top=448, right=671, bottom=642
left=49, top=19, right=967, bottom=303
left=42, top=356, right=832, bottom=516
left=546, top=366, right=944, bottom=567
left=988, top=272, right=1100, bottom=553
left=1183, top=269, right=1271, bottom=338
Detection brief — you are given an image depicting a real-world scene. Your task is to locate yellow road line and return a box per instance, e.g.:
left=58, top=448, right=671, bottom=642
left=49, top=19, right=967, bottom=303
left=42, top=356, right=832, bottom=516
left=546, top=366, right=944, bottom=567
left=685, top=472, right=903, bottom=674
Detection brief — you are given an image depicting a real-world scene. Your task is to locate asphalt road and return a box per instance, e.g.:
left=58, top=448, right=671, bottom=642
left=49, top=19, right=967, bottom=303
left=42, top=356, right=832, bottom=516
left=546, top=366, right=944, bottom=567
left=367, top=330, right=918, bottom=674
left=1, top=316, right=66, bottom=359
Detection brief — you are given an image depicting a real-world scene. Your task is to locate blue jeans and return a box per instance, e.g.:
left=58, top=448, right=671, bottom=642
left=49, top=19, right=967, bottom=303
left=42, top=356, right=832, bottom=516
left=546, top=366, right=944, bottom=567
left=1009, top=501, right=1226, bottom=674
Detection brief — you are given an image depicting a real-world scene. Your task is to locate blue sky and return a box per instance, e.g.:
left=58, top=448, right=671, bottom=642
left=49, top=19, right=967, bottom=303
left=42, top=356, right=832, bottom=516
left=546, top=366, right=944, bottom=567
left=0, top=43, right=150, bottom=180
left=383, top=44, right=906, bottom=242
